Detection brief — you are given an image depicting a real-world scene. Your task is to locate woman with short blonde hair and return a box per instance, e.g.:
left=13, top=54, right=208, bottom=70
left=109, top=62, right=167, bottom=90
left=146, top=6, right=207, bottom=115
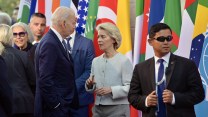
left=86, top=22, right=133, bottom=117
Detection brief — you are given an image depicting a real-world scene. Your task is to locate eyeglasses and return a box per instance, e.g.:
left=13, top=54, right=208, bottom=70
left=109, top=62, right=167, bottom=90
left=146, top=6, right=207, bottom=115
left=153, top=36, right=173, bottom=42
left=13, top=32, right=27, bottom=38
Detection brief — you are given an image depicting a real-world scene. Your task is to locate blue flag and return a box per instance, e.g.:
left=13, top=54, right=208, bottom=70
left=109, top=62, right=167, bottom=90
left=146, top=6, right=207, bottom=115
left=195, top=32, right=208, bottom=117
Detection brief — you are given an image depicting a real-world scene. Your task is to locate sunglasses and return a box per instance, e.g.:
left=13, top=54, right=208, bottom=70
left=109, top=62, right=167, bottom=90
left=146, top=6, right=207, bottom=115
left=153, top=36, right=173, bottom=42
left=13, top=32, right=27, bottom=38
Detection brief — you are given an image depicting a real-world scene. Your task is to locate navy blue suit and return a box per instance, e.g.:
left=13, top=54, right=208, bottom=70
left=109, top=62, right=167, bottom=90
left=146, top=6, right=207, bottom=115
left=70, top=33, right=95, bottom=117
left=35, top=29, right=79, bottom=117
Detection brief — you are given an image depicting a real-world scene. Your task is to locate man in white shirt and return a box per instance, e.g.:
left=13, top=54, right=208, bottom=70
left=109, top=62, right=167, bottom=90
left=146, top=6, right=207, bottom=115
left=128, top=23, right=204, bottom=117
left=29, top=13, right=46, bottom=44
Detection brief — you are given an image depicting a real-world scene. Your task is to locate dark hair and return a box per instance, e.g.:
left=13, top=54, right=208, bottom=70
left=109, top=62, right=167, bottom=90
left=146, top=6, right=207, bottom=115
left=30, top=13, right=46, bottom=20
left=149, top=23, right=172, bottom=38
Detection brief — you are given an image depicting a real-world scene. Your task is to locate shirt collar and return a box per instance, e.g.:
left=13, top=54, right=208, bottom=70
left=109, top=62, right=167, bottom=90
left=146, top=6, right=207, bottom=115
left=69, top=31, right=75, bottom=42
left=50, top=27, right=64, bottom=43
left=154, top=52, right=170, bottom=65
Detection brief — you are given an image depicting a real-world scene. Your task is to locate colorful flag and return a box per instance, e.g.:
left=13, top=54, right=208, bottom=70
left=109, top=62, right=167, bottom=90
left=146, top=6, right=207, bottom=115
left=93, top=0, right=118, bottom=56
left=28, top=0, right=37, bottom=22
left=164, top=0, right=182, bottom=52
left=75, top=0, right=90, bottom=35
left=175, top=0, right=198, bottom=58
left=133, top=0, right=144, bottom=66
left=17, top=0, right=32, bottom=23
left=196, top=32, right=208, bottom=117
left=85, top=0, right=100, bottom=39
left=190, top=0, right=208, bottom=66
left=139, top=0, right=151, bottom=62
left=188, top=0, right=208, bottom=116
left=145, top=0, right=166, bottom=60
left=117, top=0, right=132, bottom=62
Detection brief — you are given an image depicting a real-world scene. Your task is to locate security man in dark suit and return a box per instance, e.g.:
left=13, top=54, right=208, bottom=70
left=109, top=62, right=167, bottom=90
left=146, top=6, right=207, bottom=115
left=128, top=23, right=204, bottom=117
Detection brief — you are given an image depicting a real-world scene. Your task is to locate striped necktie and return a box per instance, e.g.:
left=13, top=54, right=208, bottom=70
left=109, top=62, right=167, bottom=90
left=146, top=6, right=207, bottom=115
left=62, top=39, right=73, bottom=62
left=66, top=37, right=72, bottom=53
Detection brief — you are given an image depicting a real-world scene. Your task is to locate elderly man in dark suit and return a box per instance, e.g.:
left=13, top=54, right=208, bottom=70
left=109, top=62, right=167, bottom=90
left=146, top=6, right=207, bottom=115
left=128, top=23, right=204, bottom=117
left=34, top=6, right=79, bottom=117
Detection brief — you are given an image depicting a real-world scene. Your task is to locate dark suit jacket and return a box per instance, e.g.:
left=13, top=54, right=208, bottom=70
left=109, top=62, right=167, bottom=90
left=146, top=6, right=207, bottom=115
left=0, top=56, right=12, bottom=117
left=71, top=33, right=95, bottom=106
left=128, top=53, right=204, bottom=117
left=34, top=29, right=79, bottom=117
left=1, top=46, right=35, bottom=115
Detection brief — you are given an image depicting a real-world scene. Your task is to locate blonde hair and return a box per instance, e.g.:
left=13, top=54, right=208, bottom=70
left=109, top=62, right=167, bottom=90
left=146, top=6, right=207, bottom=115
left=0, top=24, right=11, bottom=55
left=10, top=22, right=34, bottom=42
left=96, top=22, right=122, bottom=49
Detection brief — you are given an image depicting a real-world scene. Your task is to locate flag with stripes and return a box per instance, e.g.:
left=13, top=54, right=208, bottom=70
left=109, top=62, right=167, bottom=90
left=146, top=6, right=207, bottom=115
left=133, top=0, right=144, bottom=66
left=138, top=0, right=151, bottom=62
left=76, top=0, right=90, bottom=35
left=164, top=0, right=182, bottom=52
left=17, top=0, right=32, bottom=23
left=145, top=0, right=166, bottom=60
left=175, top=0, right=198, bottom=58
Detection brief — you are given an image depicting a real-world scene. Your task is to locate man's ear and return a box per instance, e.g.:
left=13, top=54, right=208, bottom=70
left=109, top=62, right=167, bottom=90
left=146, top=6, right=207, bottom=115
left=60, top=21, right=65, bottom=28
left=148, top=38, right=153, bottom=46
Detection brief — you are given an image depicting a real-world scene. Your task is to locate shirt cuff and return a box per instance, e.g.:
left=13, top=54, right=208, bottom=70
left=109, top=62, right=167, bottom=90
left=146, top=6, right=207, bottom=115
left=54, top=103, right=60, bottom=109
left=145, top=96, right=149, bottom=107
left=85, top=83, right=96, bottom=93
left=171, top=93, right=175, bottom=105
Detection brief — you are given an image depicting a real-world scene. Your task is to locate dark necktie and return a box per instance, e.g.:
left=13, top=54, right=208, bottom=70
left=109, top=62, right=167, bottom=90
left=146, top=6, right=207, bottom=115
left=156, top=59, right=166, bottom=117
left=62, top=40, right=72, bottom=61
left=66, top=37, right=72, bottom=53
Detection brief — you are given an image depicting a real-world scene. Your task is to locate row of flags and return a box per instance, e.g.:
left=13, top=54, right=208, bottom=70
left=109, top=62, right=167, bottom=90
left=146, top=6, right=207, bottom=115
left=17, top=0, right=132, bottom=61
left=17, top=0, right=208, bottom=117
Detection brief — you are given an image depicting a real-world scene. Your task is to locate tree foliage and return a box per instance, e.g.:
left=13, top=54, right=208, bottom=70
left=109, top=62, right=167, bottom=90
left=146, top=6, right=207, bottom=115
left=0, top=0, right=20, bottom=16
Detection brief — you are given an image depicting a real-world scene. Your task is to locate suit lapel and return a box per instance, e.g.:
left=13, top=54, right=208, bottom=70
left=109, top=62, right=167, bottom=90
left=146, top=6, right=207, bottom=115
left=49, top=30, right=71, bottom=62
left=149, top=58, right=156, bottom=90
left=71, top=33, right=81, bottom=59
left=166, top=53, right=176, bottom=87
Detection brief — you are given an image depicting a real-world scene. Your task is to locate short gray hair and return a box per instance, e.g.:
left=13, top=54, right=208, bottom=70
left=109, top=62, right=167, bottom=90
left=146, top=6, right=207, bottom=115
left=96, top=22, right=122, bottom=49
left=10, top=22, right=34, bottom=42
left=0, top=24, right=11, bottom=55
left=51, top=6, right=75, bottom=26
left=0, top=12, right=12, bottom=26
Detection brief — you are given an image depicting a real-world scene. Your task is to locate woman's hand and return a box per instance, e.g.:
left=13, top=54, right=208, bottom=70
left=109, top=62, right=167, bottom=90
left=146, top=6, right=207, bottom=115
left=95, top=87, right=112, bottom=96
left=86, top=75, right=95, bottom=89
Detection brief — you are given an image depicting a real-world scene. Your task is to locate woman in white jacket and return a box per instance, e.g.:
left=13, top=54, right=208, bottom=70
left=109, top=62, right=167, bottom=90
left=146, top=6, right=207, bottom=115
left=85, top=22, right=133, bottom=117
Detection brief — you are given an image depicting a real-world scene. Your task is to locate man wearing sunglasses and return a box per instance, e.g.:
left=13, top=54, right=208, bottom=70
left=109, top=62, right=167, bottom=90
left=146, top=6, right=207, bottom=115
left=128, top=23, right=204, bottom=117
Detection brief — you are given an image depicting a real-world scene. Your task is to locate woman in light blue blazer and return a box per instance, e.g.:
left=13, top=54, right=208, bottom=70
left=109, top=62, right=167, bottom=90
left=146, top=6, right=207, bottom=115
left=85, top=22, right=133, bottom=117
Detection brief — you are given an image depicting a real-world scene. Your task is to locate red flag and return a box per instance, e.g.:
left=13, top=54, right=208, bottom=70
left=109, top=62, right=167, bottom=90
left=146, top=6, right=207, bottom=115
left=93, top=0, right=118, bottom=56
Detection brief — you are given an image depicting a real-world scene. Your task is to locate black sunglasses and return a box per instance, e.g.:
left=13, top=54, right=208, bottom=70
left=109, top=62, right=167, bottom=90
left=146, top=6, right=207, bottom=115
left=13, top=32, right=27, bottom=38
left=153, top=36, right=173, bottom=42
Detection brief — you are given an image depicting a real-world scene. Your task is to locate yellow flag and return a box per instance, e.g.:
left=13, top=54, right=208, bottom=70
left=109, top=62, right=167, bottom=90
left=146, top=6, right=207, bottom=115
left=116, top=0, right=132, bottom=62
